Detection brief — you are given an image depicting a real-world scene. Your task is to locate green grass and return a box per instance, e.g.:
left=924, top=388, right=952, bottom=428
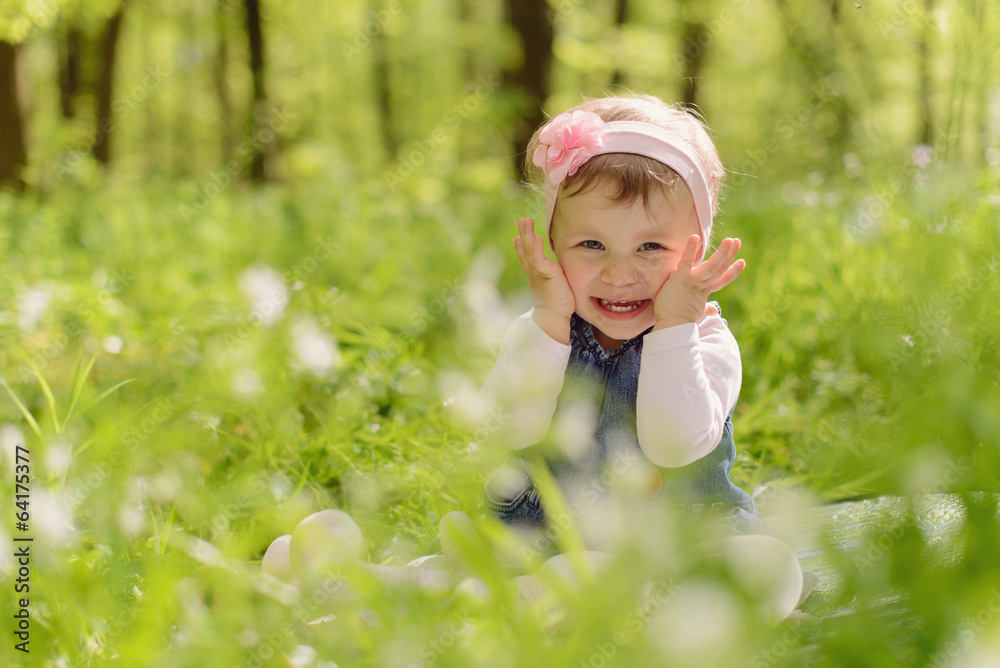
left=0, top=162, right=998, bottom=666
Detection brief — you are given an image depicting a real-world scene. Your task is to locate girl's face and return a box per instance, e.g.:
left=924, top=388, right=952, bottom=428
left=551, top=181, right=701, bottom=349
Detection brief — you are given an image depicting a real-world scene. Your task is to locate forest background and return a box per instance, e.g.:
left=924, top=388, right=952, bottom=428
left=1, top=0, right=999, bottom=666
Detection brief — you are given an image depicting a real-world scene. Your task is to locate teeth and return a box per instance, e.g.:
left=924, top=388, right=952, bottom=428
left=599, top=298, right=643, bottom=313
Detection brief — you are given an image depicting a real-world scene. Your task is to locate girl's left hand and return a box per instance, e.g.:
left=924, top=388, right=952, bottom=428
left=652, top=235, right=746, bottom=330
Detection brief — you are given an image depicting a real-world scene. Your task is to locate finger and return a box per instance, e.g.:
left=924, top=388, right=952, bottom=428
left=517, top=219, right=555, bottom=281
left=517, top=218, right=531, bottom=250
left=513, top=237, right=532, bottom=275
left=707, top=258, right=746, bottom=293
left=531, top=234, right=553, bottom=276
left=514, top=229, right=527, bottom=260
left=517, top=219, right=536, bottom=268
left=535, top=236, right=564, bottom=280
left=521, top=219, right=545, bottom=267
left=702, top=238, right=736, bottom=270
left=695, top=238, right=739, bottom=283
left=519, top=217, right=536, bottom=242
left=677, top=234, right=700, bottom=273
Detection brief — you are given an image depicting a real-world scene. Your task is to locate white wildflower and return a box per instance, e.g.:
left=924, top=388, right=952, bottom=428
left=290, top=317, right=339, bottom=377
left=239, top=265, right=288, bottom=326
left=103, top=336, right=125, bottom=354
left=0, top=424, right=26, bottom=470
left=18, top=284, right=52, bottom=331
left=231, top=367, right=264, bottom=398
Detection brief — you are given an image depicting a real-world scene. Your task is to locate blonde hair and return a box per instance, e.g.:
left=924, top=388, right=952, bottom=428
left=525, top=94, right=726, bottom=235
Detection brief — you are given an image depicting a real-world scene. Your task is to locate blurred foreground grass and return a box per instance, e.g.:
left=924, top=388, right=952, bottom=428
left=0, top=160, right=998, bottom=666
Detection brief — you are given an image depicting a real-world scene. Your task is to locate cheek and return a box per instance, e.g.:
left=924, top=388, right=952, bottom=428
left=559, top=263, right=589, bottom=294
left=560, top=257, right=591, bottom=281
left=644, top=257, right=675, bottom=287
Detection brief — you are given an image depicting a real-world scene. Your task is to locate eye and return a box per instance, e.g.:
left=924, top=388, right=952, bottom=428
left=639, top=242, right=664, bottom=251
left=581, top=240, right=604, bottom=250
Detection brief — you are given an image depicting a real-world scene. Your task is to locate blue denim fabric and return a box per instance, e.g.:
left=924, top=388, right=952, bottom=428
left=484, top=301, right=777, bottom=539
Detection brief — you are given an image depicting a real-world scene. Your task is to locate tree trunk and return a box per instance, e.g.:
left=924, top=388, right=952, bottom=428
left=244, top=0, right=269, bottom=182
left=93, top=6, right=125, bottom=165
left=772, top=0, right=853, bottom=155
left=456, top=0, right=476, bottom=83
left=0, top=41, right=27, bottom=192
left=680, top=17, right=706, bottom=109
left=917, top=0, right=935, bottom=146
left=58, top=23, right=82, bottom=119
left=372, top=18, right=397, bottom=160
left=503, top=0, right=554, bottom=179
left=610, top=0, right=629, bottom=88
left=214, top=7, right=234, bottom=161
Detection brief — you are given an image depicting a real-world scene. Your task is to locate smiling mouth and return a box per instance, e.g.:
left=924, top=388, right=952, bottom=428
left=595, top=298, right=646, bottom=313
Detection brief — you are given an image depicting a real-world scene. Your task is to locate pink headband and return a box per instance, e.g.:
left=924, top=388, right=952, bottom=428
left=533, top=110, right=714, bottom=264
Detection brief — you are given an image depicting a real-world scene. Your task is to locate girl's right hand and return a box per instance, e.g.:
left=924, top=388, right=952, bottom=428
left=513, top=218, right=576, bottom=338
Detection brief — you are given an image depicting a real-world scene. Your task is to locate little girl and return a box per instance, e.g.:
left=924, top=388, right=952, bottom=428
left=478, top=94, right=810, bottom=614
left=480, top=94, right=757, bottom=529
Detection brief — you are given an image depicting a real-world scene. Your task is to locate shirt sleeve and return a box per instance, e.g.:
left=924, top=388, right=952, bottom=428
left=635, top=311, right=742, bottom=468
left=477, top=309, right=572, bottom=449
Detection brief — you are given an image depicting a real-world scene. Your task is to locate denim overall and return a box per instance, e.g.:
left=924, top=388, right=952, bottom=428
left=484, top=300, right=777, bottom=541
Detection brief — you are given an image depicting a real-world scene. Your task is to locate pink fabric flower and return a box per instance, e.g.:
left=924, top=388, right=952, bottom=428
left=532, top=110, right=607, bottom=185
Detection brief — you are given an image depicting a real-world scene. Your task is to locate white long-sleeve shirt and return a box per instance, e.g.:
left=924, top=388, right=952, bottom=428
left=478, top=306, right=742, bottom=468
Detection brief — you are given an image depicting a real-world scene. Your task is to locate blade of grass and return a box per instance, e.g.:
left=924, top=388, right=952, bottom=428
left=215, top=428, right=257, bottom=454
left=291, top=464, right=312, bottom=496
left=73, top=438, right=93, bottom=457
left=19, top=349, right=61, bottom=433
left=149, top=506, right=160, bottom=556
left=78, top=378, right=136, bottom=415
left=160, top=504, right=177, bottom=557
left=820, top=463, right=897, bottom=502
left=0, top=376, right=42, bottom=438
left=323, top=441, right=361, bottom=473
left=58, top=438, right=93, bottom=490
left=523, top=449, right=595, bottom=589
left=62, top=353, right=99, bottom=432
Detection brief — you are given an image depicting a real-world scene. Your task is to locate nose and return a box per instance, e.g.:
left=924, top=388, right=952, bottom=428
left=601, top=258, right=639, bottom=287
